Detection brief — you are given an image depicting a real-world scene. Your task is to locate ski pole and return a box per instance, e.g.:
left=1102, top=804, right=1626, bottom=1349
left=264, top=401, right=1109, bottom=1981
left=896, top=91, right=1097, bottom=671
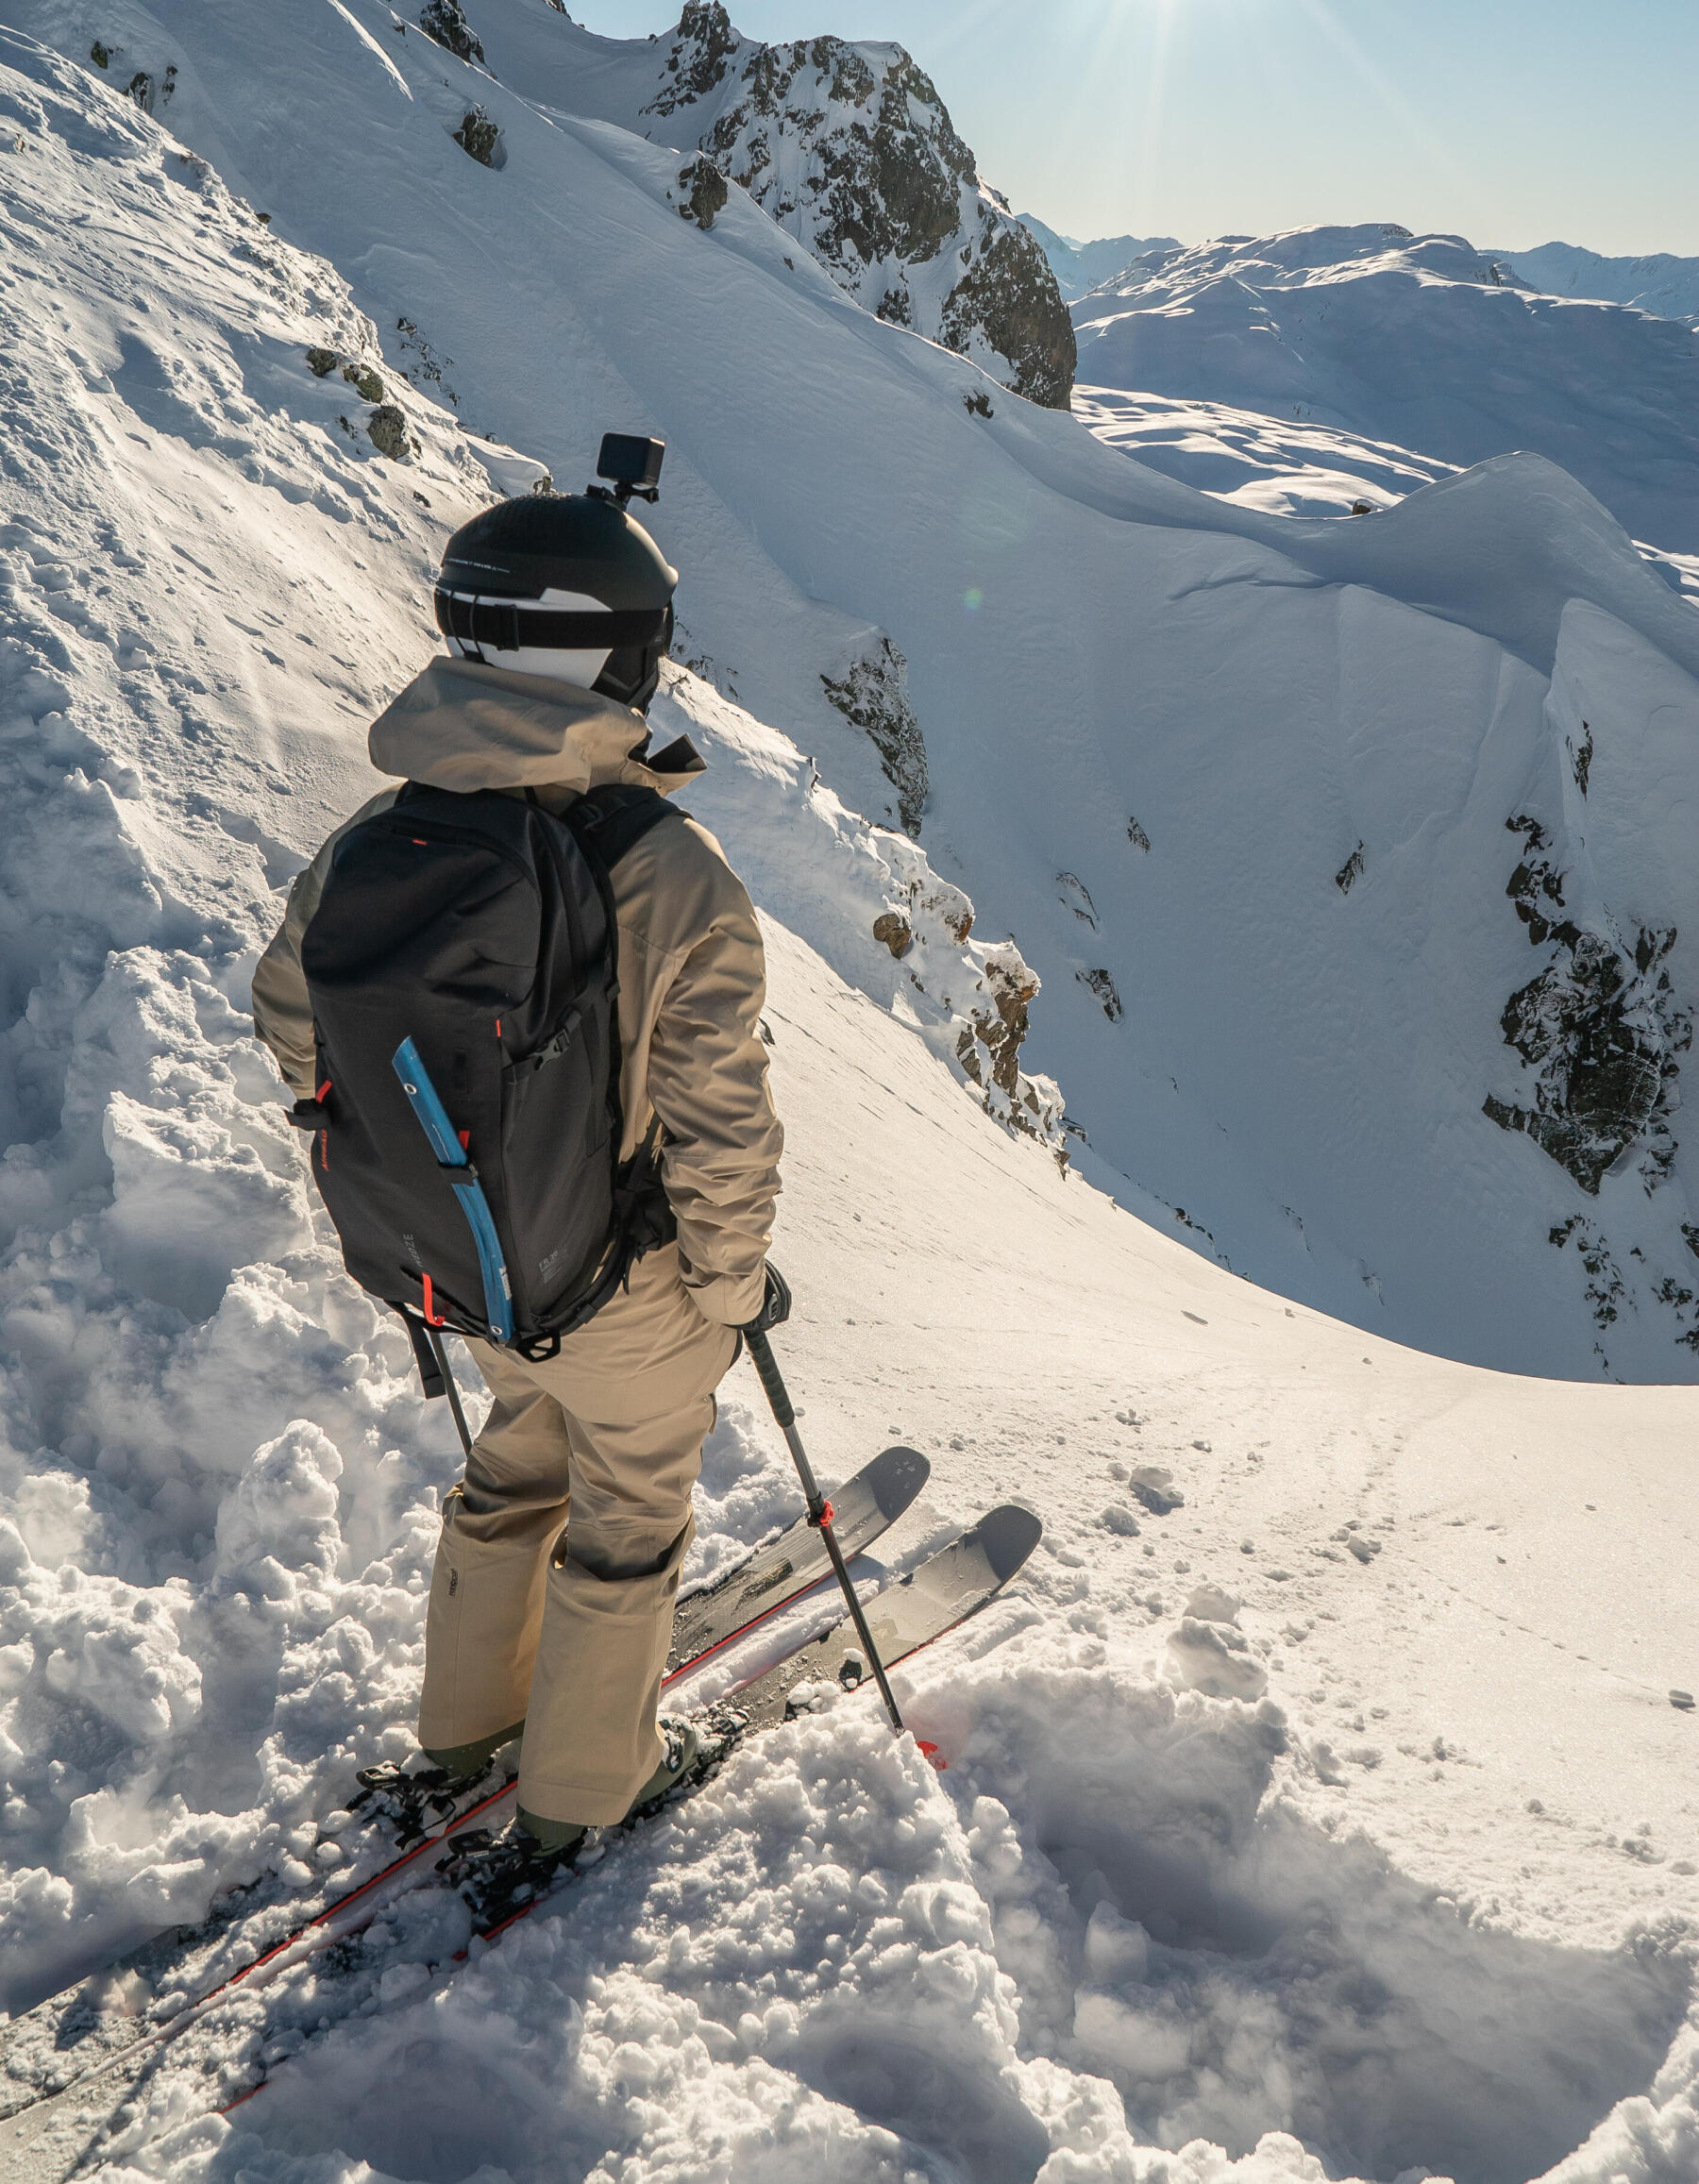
left=424, top=1324, right=476, bottom=1462
left=741, top=1267, right=905, bottom=1735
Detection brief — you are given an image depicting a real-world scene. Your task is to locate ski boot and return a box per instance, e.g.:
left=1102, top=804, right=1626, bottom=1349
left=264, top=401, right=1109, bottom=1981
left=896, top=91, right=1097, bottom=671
left=347, top=1720, right=524, bottom=1850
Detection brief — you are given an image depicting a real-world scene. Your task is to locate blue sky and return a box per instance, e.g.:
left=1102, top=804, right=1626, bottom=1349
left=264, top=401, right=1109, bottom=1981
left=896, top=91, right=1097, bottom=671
left=568, top=2, right=1699, bottom=256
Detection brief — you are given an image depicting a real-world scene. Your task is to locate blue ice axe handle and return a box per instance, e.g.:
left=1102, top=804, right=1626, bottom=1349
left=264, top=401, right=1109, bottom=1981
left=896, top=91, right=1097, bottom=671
left=392, top=1037, right=514, bottom=1345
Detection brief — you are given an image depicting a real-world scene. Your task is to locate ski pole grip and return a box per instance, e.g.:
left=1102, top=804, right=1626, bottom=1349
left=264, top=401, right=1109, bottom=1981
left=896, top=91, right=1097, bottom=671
left=744, top=1262, right=792, bottom=1335
left=743, top=1328, right=795, bottom=1430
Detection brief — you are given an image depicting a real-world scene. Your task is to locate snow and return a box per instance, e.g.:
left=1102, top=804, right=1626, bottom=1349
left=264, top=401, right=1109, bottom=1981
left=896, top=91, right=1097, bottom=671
left=10, top=8, right=1699, bottom=1379
left=1, top=19, right=1699, bottom=2184
left=1071, top=224, right=1699, bottom=557
left=1504, top=244, right=1699, bottom=333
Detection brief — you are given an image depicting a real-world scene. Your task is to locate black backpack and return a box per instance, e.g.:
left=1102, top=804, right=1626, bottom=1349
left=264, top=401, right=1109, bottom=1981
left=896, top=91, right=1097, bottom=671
left=294, top=781, right=681, bottom=1384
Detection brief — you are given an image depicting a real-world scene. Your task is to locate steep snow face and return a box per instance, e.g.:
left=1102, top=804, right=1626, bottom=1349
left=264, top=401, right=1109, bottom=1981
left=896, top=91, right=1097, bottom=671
left=1074, top=223, right=1699, bottom=555
left=1506, top=240, right=1699, bottom=330
left=1018, top=213, right=1180, bottom=303
left=464, top=0, right=1077, bottom=408
left=10, top=8, right=1699, bottom=1391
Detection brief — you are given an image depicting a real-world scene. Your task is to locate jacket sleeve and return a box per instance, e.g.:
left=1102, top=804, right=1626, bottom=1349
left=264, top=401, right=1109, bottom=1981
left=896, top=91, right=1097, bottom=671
left=250, top=793, right=395, bottom=1098
left=641, top=856, right=784, bottom=1328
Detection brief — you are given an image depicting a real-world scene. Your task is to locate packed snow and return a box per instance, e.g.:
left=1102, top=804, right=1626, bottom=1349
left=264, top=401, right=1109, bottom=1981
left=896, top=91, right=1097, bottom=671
left=2, top=20, right=1699, bottom=2184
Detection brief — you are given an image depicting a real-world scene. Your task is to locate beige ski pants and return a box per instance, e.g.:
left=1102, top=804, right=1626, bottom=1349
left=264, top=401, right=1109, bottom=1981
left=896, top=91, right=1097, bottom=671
left=416, top=1242, right=739, bottom=1826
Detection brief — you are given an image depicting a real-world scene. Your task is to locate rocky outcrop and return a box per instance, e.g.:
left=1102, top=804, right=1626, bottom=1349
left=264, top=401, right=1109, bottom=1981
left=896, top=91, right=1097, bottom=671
left=821, top=632, right=928, bottom=834
left=639, top=6, right=1074, bottom=406
left=1483, top=815, right=1690, bottom=1195
left=419, top=1, right=485, bottom=68
left=675, top=153, right=729, bottom=230
left=453, top=108, right=501, bottom=167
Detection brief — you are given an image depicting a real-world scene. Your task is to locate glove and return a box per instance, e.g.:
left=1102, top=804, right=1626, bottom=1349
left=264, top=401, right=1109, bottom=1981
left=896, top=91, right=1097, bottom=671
left=741, top=1261, right=792, bottom=1336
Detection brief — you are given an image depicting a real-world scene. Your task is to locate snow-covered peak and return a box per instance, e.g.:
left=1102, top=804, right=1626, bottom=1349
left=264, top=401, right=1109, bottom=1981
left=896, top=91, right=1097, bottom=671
left=1084, top=220, right=1525, bottom=301
left=464, top=1, right=1077, bottom=407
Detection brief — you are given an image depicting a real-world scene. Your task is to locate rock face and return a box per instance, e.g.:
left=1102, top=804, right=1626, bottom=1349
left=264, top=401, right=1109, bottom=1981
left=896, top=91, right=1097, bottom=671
left=1484, top=814, right=1690, bottom=1196
left=638, top=5, right=1074, bottom=407
left=419, top=1, right=484, bottom=68
left=820, top=633, right=928, bottom=834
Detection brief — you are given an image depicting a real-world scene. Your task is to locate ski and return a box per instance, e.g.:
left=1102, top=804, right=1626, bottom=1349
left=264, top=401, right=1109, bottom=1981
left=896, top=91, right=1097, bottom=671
left=0, top=1752, right=517, bottom=2136
left=0, top=1446, right=926, bottom=2149
left=0, top=1502, right=1038, bottom=2180
left=442, top=1501, right=1044, bottom=1950
left=667, top=1443, right=929, bottom=1674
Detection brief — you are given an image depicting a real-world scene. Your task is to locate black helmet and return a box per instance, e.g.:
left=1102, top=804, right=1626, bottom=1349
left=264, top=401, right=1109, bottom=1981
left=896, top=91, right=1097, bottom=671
left=435, top=492, right=679, bottom=712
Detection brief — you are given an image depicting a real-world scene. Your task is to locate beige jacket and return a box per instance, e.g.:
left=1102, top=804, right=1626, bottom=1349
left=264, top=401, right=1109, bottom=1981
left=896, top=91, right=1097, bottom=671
left=251, top=658, right=782, bottom=1328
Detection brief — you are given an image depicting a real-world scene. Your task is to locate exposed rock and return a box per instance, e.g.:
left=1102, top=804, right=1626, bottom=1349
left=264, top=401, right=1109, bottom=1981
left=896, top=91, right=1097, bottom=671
left=1078, top=966, right=1122, bottom=1021
left=872, top=911, right=913, bottom=960
left=954, top=932, right=1071, bottom=1155
left=125, top=67, right=176, bottom=115
left=341, top=360, right=384, bottom=404
left=1126, top=815, right=1151, bottom=851
left=453, top=108, right=501, bottom=167
left=305, top=346, right=339, bottom=378
left=936, top=219, right=1075, bottom=411
left=89, top=42, right=110, bottom=68
left=1336, top=841, right=1365, bottom=895
left=963, top=388, right=993, bottom=417
left=821, top=633, right=927, bottom=834
left=395, top=315, right=458, bottom=409
left=635, top=10, right=1074, bottom=406
left=1570, top=719, right=1594, bottom=797
left=366, top=404, right=412, bottom=460
left=957, top=942, right=1037, bottom=1102
left=677, top=153, right=728, bottom=229
left=647, top=1, right=738, bottom=116
left=1057, top=872, right=1097, bottom=926
left=1484, top=815, right=1689, bottom=1195
left=419, top=1, right=485, bottom=68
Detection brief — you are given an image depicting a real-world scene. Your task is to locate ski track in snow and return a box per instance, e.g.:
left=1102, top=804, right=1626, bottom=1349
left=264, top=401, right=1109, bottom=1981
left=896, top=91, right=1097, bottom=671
left=0, top=24, right=1698, bottom=2184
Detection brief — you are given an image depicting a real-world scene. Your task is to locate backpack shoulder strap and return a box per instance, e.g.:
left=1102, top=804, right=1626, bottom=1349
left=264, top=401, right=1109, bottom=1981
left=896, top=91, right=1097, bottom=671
left=564, top=782, right=685, bottom=873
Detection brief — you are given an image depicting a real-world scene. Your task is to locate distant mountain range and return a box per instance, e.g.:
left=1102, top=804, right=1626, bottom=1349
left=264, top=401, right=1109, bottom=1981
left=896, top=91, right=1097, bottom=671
left=1017, top=212, right=1178, bottom=301
left=1500, top=241, right=1699, bottom=328
left=1066, top=222, right=1699, bottom=556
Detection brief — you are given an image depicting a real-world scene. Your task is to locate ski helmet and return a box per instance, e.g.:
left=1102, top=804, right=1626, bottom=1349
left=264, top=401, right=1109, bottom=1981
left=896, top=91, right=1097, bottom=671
left=434, top=492, right=679, bottom=712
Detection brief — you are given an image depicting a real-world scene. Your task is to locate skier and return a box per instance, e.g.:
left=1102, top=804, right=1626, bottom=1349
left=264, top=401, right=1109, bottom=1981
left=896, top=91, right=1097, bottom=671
left=251, top=471, right=783, bottom=1872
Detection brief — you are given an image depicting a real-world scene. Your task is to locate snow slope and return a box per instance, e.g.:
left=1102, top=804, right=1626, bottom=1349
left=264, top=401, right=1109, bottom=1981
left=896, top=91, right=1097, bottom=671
left=8, top=8, right=1699, bottom=1389
left=1018, top=216, right=1179, bottom=304
left=3, top=29, right=1699, bottom=2184
left=1506, top=244, right=1699, bottom=332
left=1072, top=224, right=1699, bottom=558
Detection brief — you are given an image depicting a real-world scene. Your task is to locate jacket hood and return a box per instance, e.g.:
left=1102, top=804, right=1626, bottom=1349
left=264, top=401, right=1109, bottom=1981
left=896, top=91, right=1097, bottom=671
left=368, top=657, right=704, bottom=797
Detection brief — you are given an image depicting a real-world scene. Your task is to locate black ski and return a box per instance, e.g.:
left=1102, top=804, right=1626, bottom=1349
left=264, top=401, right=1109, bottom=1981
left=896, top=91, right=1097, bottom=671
left=667, top=1443, right=929, bottom=1673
